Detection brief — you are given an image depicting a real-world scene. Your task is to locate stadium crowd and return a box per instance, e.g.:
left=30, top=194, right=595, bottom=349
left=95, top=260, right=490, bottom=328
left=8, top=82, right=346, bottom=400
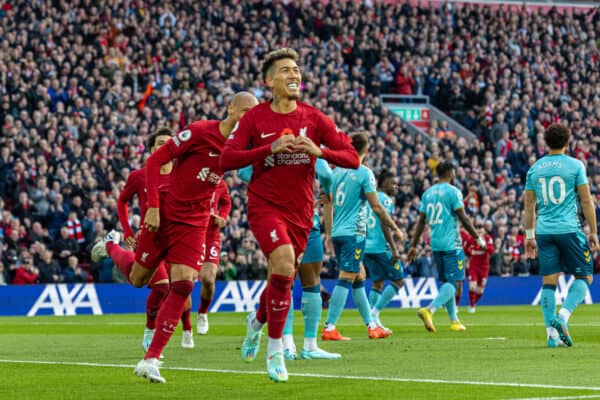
left=1, top=0, right=600, bottom=285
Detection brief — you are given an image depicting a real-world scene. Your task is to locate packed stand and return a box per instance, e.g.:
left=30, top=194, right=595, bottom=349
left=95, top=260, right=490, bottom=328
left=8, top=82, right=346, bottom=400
left=1, top=1, right=599, bottom=284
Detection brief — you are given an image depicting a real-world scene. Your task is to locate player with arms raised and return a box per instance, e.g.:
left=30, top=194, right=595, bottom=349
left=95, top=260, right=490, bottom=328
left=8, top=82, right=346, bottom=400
left=219, top=48, right=359, bottom=382
left=92, top=128, right=195, bottom=350
left=408, top=161, right=485, bottom=333
left=132, top=92, right=258, bottom=383
left=524, top=123, right=598, bottom=347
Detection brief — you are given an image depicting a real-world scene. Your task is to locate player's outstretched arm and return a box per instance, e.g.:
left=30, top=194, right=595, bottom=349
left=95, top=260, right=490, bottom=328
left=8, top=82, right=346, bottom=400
left=407, top=213, right=426, bottom=263
left=577, top=183, right=599, bottom=251
left=523, top=189, right=538, bottom=258
left=220, top=112, right=275, bottom=171
left=218, top=185, right=232, bottom=222
left=317, top=113, right=360, bottom=169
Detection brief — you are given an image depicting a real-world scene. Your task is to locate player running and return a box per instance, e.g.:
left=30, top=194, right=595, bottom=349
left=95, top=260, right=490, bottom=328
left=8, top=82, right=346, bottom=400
left=239, top=159, right=341, bottom=361
left=463, top=223, right=494, bottom=313
left=131, top=92, right=258, bottom=383
left=322, top=132, right=402, bottom=341
left=220, top=48, right=359, bottom=382
left=407, top=161, right=485, bottom=333
left=197, top=179, right=231, bottom=335
left=524, top=123, right=598, bottom=348
left=364, top=169, right=404, bottom=332
left=92, top=128, right=194, bottom=350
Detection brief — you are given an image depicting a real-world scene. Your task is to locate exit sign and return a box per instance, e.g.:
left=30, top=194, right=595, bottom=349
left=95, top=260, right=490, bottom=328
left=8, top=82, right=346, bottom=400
left=390, top=107, right=430, bottom=122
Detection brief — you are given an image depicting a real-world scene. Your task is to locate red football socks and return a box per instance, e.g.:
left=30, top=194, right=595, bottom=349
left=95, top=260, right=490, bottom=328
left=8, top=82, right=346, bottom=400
left=106, top=242, right=135, bottom=281
left=181, top=308, right=192, bottom=331
left=145, top=280, right=194, bottom=360
left=198, top=296, right=212, bottom=314
left=255, top=287, right=268, bottom=324
left=266, top=274, right=294, bottom=339
left=146, top=283, right=169, bottom=329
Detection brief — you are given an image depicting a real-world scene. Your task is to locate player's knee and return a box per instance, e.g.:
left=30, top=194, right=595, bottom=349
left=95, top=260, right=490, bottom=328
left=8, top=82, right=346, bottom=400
left=130, top=274, right=147, bottom=288
left=202, top=277, right=215, bottom=290
left=170, top=280, right=194, bottom=297
left=372, top=281, right=384, bottom=291
left=392, top=279, right=404, bottom=289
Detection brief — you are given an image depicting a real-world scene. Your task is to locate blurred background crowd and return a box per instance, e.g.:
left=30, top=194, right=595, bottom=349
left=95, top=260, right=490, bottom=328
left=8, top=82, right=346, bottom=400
left=1, top=0, right=599, bottom=285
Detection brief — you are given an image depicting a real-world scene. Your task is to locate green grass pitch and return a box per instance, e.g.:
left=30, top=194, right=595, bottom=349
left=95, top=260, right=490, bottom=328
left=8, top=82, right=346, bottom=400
left=1, top=305, right=599, bottom=400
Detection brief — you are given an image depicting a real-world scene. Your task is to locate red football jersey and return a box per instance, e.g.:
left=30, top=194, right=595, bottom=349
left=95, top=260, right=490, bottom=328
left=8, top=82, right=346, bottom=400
left=146, top=120, right=225, bottom=226
left=464, top=234, right=494, bottom=269
left=117, top=167, right=170, bottom=239
left=220, top=101, right=359, bottom=231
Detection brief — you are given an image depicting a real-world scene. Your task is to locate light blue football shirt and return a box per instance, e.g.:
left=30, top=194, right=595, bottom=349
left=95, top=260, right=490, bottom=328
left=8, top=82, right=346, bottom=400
left=525, top=154, right=588, bottom=235
left=419, top=182, right=464, bottom=252
left=365, top=191, right=394, bottom=254
left=332, top=165, right=377, bottom=238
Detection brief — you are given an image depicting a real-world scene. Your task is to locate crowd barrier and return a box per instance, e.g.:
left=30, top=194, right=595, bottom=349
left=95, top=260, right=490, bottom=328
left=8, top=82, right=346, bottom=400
left=0, top=275, right=596, bottom=316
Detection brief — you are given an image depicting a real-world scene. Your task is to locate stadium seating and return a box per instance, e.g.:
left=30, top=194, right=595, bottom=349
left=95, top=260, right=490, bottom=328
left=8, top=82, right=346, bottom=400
left=0, top=1, right=599, bottom=284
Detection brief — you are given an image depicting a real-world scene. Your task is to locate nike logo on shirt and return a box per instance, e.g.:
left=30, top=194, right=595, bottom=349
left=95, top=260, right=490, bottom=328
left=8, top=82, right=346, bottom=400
left=260, top=132, right=276, bottom=139
left=209, top=152, right=220, bottom=157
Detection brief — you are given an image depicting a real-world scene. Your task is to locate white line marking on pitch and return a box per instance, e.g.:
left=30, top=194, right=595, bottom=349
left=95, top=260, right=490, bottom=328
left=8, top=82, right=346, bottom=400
left=483, top=337, right=508, bottom=340
left=504, top=395, right=600, bottom=400
left=6, top=321, right=600, bottom=327
left=0, top=359, right=599, bottom=392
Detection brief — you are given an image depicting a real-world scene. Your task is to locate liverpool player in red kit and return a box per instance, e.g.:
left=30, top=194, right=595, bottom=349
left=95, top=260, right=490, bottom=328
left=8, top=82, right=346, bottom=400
left=220, top=48, right=360, bottom=383
left=91, top=128, right=197, bottom=351
left=131, top=92, right=258, bottom=384
left=197, top=179, right=231, bottom=334
left=464, top=223, right=494, bottom=313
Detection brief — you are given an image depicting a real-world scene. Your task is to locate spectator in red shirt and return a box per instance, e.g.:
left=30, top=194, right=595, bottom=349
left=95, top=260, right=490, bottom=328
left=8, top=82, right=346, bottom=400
left=12, top=252, right=39, bottom=284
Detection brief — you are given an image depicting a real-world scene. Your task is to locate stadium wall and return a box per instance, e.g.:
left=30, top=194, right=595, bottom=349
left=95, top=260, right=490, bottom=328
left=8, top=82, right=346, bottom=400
left=0, top=275, right=597, bottom=316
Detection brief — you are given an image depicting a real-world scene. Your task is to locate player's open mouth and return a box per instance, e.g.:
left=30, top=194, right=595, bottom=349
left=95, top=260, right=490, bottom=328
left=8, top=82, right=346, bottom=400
left=287, top=83, right=299, bottom=90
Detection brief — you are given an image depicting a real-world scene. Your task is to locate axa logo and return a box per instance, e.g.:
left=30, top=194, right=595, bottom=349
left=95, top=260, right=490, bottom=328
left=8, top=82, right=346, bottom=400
left=211, top=281, right=267, bottom=312
left=28, top=284, right=103, bottom=316
left=391, top=277, right=439, bottom=308
left=532, top=275, right=592, bottom=306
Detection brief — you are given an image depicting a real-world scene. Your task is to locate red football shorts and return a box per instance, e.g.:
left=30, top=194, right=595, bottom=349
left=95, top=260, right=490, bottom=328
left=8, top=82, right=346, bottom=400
left=248, top=207, right=310, bottom=261
left=203, top=223, right=221, bottom=265
left=468, top=265, right=489, bottom=286
left=135, top=215, right=210, bottom=272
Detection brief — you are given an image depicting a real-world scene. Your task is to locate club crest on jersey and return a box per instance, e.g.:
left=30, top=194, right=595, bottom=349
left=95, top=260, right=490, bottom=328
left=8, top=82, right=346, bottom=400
left=173, top=129, right=192, bottom=146
left=270, top=229, right=279, bottom=243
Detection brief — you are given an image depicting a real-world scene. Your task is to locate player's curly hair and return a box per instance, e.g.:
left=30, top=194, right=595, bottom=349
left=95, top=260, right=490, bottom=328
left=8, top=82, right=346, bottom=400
left=437, top=160, right=455, bottom=179
left=261, top=48, right=299, bottom=81
left=544, top=123, right=570, bottom=150
left=147, top=127, right=174, bottom=149
left=378, top=169, right=395, bottom=188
